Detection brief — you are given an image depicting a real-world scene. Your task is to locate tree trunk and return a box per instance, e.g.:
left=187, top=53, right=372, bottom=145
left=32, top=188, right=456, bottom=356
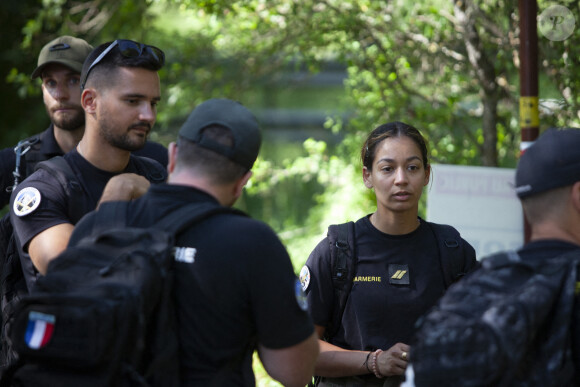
left=481, top=92, right=499, bottom=166
left=454, top=0, right=499, bottom=166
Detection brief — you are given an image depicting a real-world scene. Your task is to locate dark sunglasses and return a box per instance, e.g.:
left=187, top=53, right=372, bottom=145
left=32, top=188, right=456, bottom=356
left=80, top=39, right=165, bottom=89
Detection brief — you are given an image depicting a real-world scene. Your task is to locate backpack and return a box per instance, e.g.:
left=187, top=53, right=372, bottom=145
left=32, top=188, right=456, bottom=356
left=0, top=155, right=166, bottom=378
left=1, top=137, right=37, bottom=370
left=410, top=250, right=580, bottom=387
left=0, top=215, right=27, bottom=373
left=3, top=199, right=244, bottom=387
left=323, top=220, right=477, bottom=341
left=0, top=157, right=83, bottom=375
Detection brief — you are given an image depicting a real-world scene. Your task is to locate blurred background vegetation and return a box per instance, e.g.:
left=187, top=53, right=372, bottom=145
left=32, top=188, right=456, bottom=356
left=1, top=1, right=579, bottom=383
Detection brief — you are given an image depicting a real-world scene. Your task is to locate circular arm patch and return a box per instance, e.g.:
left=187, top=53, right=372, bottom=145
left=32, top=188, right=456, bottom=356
left=13, top=187, right=42, bottom=217
left=299, top=265, right=310, bottom=291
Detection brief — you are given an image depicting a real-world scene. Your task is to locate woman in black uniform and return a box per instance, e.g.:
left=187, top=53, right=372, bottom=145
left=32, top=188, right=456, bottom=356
left=301, top=121, right=477, bottom=386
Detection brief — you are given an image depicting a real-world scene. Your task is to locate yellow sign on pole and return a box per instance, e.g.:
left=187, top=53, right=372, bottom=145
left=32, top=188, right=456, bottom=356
left=519, top=96, right=539, bottom=128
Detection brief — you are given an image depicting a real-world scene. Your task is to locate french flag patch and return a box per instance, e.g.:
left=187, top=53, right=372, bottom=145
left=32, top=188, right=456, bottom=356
left=25, top=311, right=55, bottom=349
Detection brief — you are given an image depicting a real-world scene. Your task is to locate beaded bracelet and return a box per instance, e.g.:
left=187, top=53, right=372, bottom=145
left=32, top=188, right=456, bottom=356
left=371, top=349, right=384, bottom=378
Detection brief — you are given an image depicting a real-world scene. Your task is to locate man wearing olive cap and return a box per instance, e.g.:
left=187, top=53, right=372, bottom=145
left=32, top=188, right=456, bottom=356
left=71, top=98, right=320, bottom=386
left=403, top=128, right=580, bottom=386
left=0, top=35, right=168, bottom=209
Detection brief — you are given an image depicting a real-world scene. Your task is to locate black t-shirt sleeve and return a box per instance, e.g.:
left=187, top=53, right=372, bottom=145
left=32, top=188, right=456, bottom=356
left=10, top=169, right=71, bottom=249
left=243, top=221, right=314, bottom=349
left=303, top=236, right=335, bottom=328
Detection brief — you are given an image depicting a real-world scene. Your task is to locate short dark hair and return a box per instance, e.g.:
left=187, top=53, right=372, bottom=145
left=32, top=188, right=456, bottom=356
left=361, top=121, right=430, bottom=171
left=521, top=185, right=571, bottom=224
left=176, top=125, right=248, bottom=184
left=81, top=40, right=164, bottom=90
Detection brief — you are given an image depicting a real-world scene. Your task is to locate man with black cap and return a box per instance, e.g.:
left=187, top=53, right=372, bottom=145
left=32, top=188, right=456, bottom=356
left=0, top=35, right=168, bottom=209
left=71, top=98, right=320, bottom=386
left=10, top=39, right=168, bottom=291
left=402, top=128, right=580, bottom=386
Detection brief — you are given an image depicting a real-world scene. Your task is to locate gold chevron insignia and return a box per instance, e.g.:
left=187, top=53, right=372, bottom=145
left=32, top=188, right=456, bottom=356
left=391, top=270, right=407, bottom=280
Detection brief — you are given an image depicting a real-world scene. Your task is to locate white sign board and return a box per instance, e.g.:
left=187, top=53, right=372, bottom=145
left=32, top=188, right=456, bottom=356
left=426, top=164, right=524, bottom=259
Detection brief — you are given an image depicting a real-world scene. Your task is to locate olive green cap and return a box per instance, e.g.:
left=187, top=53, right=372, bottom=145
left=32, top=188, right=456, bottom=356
left=31, top=36, right=93, bottom=79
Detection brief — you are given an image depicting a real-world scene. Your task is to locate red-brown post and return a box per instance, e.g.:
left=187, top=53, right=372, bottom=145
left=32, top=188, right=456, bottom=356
left=519, top=0, right=539, bottom=244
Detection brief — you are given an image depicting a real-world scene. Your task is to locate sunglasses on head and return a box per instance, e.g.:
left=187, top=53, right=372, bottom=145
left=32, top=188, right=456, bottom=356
left=80, top=39, right=165, bottom=89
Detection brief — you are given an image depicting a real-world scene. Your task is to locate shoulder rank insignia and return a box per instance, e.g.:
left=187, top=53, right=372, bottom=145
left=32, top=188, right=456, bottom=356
left=13, top=187, right=41, bottom=217
left=389, top=263, right=410, bottom=286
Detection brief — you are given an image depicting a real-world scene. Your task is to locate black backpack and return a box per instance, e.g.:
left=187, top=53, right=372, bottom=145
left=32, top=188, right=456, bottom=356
left=0, top=155, right=166, bottom=380
left=0, top=136, right=46, bottom=331
left=0, top=157, right=84, bottom=375
left=411, top=250, right=580, bottom=387
left=323, top=220, right=478, bottom=341
left=3, top=199, right=244, bottom=387
left=0, top=214, right=27, bottom=374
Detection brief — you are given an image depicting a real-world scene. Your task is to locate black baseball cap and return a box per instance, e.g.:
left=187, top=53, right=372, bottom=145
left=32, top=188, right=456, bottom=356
left=31, top=36, right=93, bottom=79
left=515, top=128, right=580, bottom=198
left=178, top=98, right=261, bottom=170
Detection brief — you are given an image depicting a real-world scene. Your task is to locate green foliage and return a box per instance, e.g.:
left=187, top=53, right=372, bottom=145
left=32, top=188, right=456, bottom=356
left=6, top=68, right=38, bottom=100
left=3, top=2, right=580, bottom=382
left=537, top=0, right=580, bottom=128
left=4, top=0, right=578, bottom=260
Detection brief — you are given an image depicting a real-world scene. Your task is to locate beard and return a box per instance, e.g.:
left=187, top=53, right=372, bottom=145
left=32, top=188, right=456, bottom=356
left=47, top=105, right=85, bottom=132
left=98, top=115, right=149, bottom=152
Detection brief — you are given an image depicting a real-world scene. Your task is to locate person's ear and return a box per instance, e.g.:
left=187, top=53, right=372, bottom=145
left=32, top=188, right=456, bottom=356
left=363, top=166, right=373, bottom=189
left=233, top=171, right=253, bottom=200
left=424, top=164, right=431, bottom=187
left=81, top=88, right=97, bottom=114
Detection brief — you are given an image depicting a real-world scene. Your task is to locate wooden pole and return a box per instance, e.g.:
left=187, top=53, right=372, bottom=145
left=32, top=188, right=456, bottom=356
left=518, top=0, right=539, bottom=244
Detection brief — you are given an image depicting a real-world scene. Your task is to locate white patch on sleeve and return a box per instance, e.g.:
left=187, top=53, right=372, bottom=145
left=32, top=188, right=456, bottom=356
left=299, top=265, right=310, bottom=291
left=13, top=187, right=41, bottom=217
left=174, top=247, right=197, bottom=263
